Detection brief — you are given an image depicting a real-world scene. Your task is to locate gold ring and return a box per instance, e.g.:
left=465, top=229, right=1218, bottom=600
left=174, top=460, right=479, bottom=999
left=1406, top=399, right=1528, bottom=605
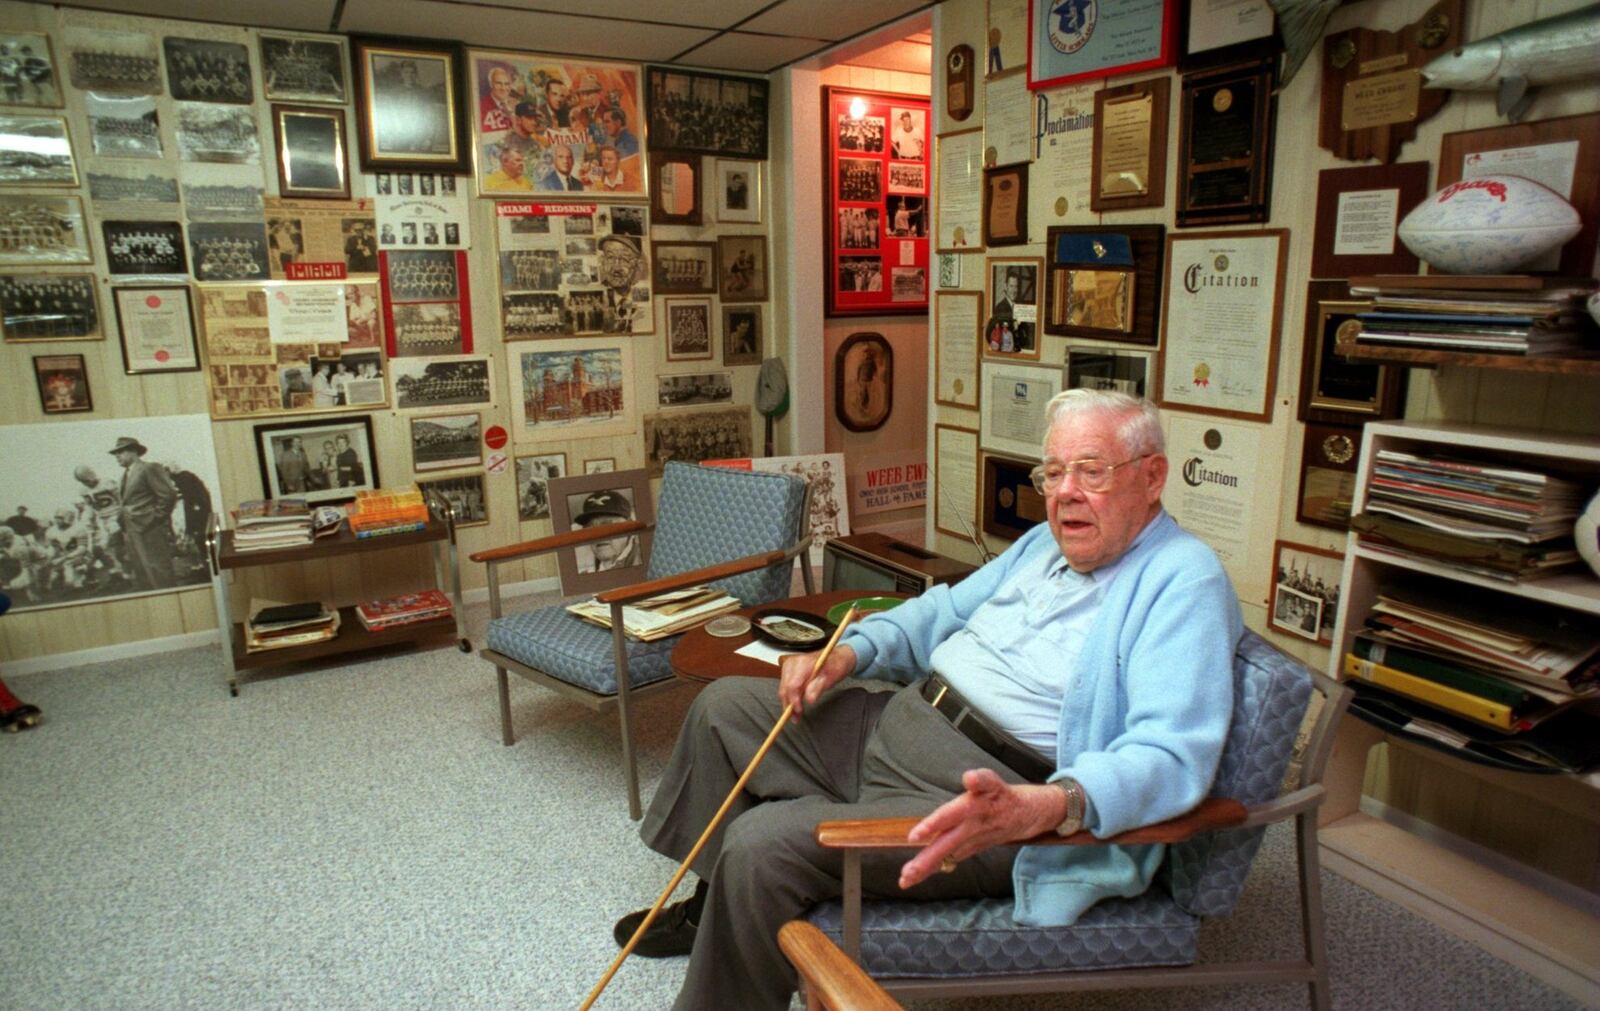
left=939, top=858, right=958, bottom=874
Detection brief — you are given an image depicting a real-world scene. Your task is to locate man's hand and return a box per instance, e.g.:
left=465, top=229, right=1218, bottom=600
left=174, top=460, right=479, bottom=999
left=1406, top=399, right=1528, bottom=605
left=777, top=643, right=856, bottom=720
left=898, top=768, right=1068, bottom=889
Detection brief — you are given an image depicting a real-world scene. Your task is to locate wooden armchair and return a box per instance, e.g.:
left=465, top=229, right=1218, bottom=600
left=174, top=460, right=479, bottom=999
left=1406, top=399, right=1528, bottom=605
left=471, top=462, right=812, bottom=818
left=806, top=631, right=1351, bottom=1010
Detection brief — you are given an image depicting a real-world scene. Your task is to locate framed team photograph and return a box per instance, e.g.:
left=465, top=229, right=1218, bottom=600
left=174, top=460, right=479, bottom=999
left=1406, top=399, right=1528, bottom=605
left=642, top=406, right=751, bottom=476
left=652, top=241, right=717, bottom=295
left=1, top=273, right=100, bottom=342
left=102, top=220, right=187, bottom=276
left=86, top=94, right=161, bottom=160
left=259, top=33, right=347, bottom=104
left=33, top=353, right=92, bottom=414
left=418, top=471, right=488, bottom=527
left=0, top=194, right=92, bottom=265
left=651, top=151, right=702, bottom=226
left=1269, top=540, right=1342, bottom=646
left=112, top=284, right=200, bottom=373
left=983, top=256, right=1042, bottom=360
left=646, top=65, right=768, bottom=159
left=0, top=114, right=77, bottom=186
left=409, top=411, right=483, bottom=473
left=583, top=457, right=615, bottom=474
left=714, top=159, right=760, bottom=223
left=0, top=33, right=62, bottom=107
left=664, top=296, right=713, bottom=362
left=716, top=234, right=768, bottom=303
left=163, top=37, right=252, bottom=104
left=351, top=35, right=468, bottom=173
left=722, top=304, right=763, bottom=365
left=272, top=104, right=350, bottom=199
left=253, top=413, right=379, bottom=505
left=548, top=467, right=656, bottom=596
left=514, top=451, right=566, bottom=521
left=657, top=370, right=732, bottom=408
left=389, top=355, right=492, bottom=409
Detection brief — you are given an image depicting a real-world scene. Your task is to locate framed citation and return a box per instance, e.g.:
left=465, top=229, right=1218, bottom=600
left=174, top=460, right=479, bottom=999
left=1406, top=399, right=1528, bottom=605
left=1091, top=77, right=1168, bottom=213
left=1176, top=57, right=1276, bottom=227
left=936, top=128, right=985, bottom=251
left=935, top=290, right=981, bottom=409
left=934, top=423, right=981, bottom=541
left=1155, top=229, right=1287, bottom=423
left=113, top=284, right=200, bottom=373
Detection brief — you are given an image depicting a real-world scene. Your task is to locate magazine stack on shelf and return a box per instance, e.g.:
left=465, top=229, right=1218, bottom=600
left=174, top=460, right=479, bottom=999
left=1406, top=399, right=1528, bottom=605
left=347, top=486, right=430, bottom=538
left=354, top=589, right=454, bottom=631
left=1344, top=275, right=1599, bottom=356
left=1351, top=448, right=1589, bottom=582
left=566, top=585, right=741, bottom=641
left=245, top=598, right=338, bottom=653
left=231, top=499, right=313, bottom=552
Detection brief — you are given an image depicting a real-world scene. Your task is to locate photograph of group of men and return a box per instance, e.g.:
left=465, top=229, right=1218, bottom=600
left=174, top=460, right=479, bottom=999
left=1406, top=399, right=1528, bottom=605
left=473, top=54, right=645, bottom=198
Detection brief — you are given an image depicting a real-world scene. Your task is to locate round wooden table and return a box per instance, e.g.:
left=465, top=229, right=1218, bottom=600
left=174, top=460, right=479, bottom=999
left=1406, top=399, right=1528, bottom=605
left=670, top=589, right=909, bottom=684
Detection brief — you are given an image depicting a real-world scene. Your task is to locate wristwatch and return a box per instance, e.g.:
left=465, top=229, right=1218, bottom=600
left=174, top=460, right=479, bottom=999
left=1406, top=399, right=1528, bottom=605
left=1051, top=777, right=1086, bottom=837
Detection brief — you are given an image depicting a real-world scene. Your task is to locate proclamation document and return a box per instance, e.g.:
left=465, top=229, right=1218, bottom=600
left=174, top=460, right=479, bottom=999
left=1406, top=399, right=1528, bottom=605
left=935, top=290, right=980, bottom=408
left=936, top=129, right=985, bottom=250
left=934, top=423, right=979, bottom=541
left=1032, top=83, right=1095, bottom=221
left=983, top=71, right=1032, bottom=168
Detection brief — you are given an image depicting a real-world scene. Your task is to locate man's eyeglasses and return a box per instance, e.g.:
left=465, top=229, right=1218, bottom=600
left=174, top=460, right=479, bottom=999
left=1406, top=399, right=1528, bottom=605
left=1030, top=454, right=1150, bottom=495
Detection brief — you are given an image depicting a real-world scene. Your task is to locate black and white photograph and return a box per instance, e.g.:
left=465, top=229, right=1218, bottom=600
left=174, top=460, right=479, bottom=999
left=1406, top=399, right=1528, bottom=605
left=502, top=292, right=564, bottom=339
left=391, top=355, right=490, bottom=409
left=642, top=405, right=752, bottom=477
left=0, top=33, right=61, bottom=107
left=837, top=207, right=881, bottom=249
left=189, top=221, right=270, bottom=281
left=889, top=107, right=926, bottom=160
left=584, top=458, right=615, bottom=474
left=181, top=183, right=263, bottom=220
left=0, top=194, right=91, bottom=265
left=716, top=234, right=767, bottom=303
left=611, top=205, right=645, bottom=236
left=890, top=266, right=927, bottom=303
left=839, top=157, right=881, bottom=202
left=885, top=195, right=927, bottom=237
left=837, top=255, right=883, bottom=293
left=254, top=414, right=378, bottom=505
left=0, top=115, right=76, bottom=186
left=86, top=94, right=162, bottom=159
left=101, top=220, right=188, bottom=276
left=548, top=468, right=655, bottom=592
left=714, top=159, right=760, bottom=224
left=87, top=170, right=179, bottom=205
left=657, top=371, right=732, bottom=408
left=664, top=297, right=712, bottom=362
left=66, top=30, right=161, bottom=95
left=836, top=114, right=884, bottom=153
left=1, top=274, right=101, bottom=342
left=306, top=352, right=385, bottom=408
left=392, top=303, right=464, bottom=356
left=646, top=66, right=768, bottom=159
left=499, top=249, right=561, bottom=294
left=1065, top=346, right=1151, bottom=397
left=409, top=412, right=482, bottom=473
left=722, top=305, right=762, bottom=365
left=355, top=39, right=462, bottom=167
left=260, top=33, right=346, bottom=104
left=385, top=249, right=458, bottom=301
left=163, top=37, right=252, bottom=104
left=273, top=104, right=349, bottom=199
left=418, top=472, right=487, bottom=527
left=175, top=103, right=262, bottom=164
left=888, top=162, right=926, bottom=194
left=514, top=452, right=565, bottom=521
left=0, top=414, right=222, bottom=612
left=652, top=242, right=716, bottom=295
left=985, top=258, right=1040, bottom=357
left=33, top=353, right=93, bottom=414
left=1270, top=541, right=1342, bottom=645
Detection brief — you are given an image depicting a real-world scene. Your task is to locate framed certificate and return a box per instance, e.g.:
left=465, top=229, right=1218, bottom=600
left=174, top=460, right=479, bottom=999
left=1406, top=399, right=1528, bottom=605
left=935, top=128, right=985, bottom=251
left=113, top=284, right=200, bottom=373
left=979, top=359, right=1059, bottom=458
left=1027, top=0, right=1177, bottom=90
left=935, top=290, right=982, bottom=409
left=1310, top=162, right=1428, bottom=279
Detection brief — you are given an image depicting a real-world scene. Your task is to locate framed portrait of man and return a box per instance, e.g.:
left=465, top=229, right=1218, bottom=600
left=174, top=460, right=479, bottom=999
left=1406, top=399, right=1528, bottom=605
left=547, top=468, right=656, bottom=596
left=252, top=413, right=380, bottom=505
left=350, top=35, right=468, bottom=173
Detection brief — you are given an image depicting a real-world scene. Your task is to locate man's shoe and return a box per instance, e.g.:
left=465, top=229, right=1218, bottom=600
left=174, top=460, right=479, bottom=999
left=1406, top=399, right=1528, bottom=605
left=612, top=896, right=698, bottom=958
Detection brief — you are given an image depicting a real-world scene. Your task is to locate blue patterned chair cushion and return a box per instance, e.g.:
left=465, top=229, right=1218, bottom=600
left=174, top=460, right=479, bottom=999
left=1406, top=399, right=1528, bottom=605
left=808, top=892, right=1198, bottom=978
left=485, top=598, right=677, bottom=696
left=647, top=462, right=808, bottom=607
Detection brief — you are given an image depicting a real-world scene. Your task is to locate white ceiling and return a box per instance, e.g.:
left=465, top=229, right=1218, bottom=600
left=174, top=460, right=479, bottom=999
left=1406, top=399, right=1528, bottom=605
left=27, top=0, right=939, bottom=73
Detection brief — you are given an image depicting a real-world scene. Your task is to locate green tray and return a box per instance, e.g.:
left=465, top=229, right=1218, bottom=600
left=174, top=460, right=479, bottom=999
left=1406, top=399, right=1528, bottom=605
left=827, top=596, right=906, bottom=625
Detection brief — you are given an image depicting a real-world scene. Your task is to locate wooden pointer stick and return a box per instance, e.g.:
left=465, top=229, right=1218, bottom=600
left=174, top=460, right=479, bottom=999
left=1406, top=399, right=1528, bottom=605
left=580, top=607, right=861, bottom=1011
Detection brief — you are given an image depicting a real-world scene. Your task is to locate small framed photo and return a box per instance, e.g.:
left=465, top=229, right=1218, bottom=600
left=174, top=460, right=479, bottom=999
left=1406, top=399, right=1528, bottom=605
left=652, top=241, right=717, bottom=295
left=1297, top=422, right=1361, bottom=532
left=102, top=220, right=188, bottom=276
left=253, top=413, right=379, bottom=504
left=716, top=234, right=768, bottom=303
left=272, top=103, right=350, bottom=199
left=651, top=150, right=702, bottom=227
left=1298, top=280, right=1405, bottom=424
left=664, top=296, right=714, bottom=362
left=0, top=33, right=62, bottom=107
left=583, top=457, right=616, bottom=474
left=113, top=284, right=200, bottom=373
left=1269, top=540, right=1343, bottom=646
left=1064, top=345, right=1151, bottom=397
left=834, top=331, right=892, bottom=432
left=0, top=114, right=77, bottom=185
left=418, top=471, right=488, bottom=527
left=722, top=304, right=763, bottom=365
left=259, top=33, right=347, bottom=104
left=409, top=411, right=483, bottom=473
left=514, top=452, right=567, bottom=521
left=33, top=353, right=92, bottom=413
left=646, top=66, right=768, bottom=159
left=983, top=256, right=1042, bottom=361
left=350, top=35, right=468, bottom=174
left=714, top=159, right=761, bottom=223
left=1, top=273, right=101, bottom=342
left=657, top=370, right=733, bottom=408
left=0, top=195, right=91, bottom=265
left=163, top=37, right=252, bottom=104
left=547, top=467, right=657, bottom=596
left=981, top=163, right=1028, bottom=247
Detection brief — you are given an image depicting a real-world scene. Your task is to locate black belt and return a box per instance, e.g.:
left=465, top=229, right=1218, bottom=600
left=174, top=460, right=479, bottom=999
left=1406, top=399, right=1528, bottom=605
left=919, top=675, right=1054, bottom=783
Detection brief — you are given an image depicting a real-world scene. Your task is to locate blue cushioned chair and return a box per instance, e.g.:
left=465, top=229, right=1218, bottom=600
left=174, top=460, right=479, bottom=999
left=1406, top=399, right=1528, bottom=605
left=472, top=462, right=813, bottom=818
left=808, top=630, right=1350, bottom=1011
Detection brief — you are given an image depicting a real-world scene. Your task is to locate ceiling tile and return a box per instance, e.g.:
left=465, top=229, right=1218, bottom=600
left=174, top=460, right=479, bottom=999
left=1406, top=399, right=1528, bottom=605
left=481, top=0, right=773, bottom=30
left=56, top=0, right=336, bottom=31
left=737, top=0, right=929, bottom=41
left=339, top=0, right=715, bottom=61
left=673, top=30, right=828, bottom=72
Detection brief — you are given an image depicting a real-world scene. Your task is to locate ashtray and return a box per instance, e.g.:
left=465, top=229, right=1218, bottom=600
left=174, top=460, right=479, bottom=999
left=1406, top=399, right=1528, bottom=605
left=705, top=615, right=751, bottom=638
left=748, top=609, right=835, bottom=651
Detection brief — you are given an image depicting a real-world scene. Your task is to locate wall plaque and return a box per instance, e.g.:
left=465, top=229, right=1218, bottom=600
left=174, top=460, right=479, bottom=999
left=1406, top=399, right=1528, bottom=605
left=947, top=45, right=975, bottom=122
left=1318, top=0, right=1461, bottom=163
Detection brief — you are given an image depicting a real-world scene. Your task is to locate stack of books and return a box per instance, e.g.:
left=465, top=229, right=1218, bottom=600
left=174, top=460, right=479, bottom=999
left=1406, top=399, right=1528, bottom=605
left=1351, top=448, right=1588, bottom=581
left=232, top=499, right=313, bottom=552
left=354, top=589, right=453, bottom=631
left=566, top=585, right=741, bottom=641
left=347, top=486, right=430, bottom=538
left=245, top=598, right=338, bottom=653
left=1343, top=275, right=1599, bottom=356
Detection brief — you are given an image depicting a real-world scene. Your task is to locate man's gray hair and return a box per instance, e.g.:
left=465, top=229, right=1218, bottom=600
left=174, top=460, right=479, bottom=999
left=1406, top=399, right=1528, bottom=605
left=1041, top=388, right=1165, bottom=459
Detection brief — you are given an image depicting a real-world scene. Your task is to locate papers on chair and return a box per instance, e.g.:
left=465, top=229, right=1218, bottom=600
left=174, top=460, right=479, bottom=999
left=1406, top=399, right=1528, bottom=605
left=566, top=585, right=741, bottom=641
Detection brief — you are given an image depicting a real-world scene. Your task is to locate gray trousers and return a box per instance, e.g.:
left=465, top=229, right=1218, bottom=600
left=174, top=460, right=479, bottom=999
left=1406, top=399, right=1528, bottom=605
left=639, top=676, right=1025, bottom=1011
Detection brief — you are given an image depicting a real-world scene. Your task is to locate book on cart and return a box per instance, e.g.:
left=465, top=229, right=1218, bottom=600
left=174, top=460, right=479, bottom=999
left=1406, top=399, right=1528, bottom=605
left=565, top=585, right=741, bottom=641
left=245, top=597, right=338, bottom=652
left=231, top=498, right=315, bottom=551
left=354, top=589, right=454, bottom=631
left=348, top=485, right=431, bottom=538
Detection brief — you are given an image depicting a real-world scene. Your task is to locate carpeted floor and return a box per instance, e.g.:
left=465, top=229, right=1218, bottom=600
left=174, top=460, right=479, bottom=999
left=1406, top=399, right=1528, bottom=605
left=0, top=603, right=1586, bottom=1010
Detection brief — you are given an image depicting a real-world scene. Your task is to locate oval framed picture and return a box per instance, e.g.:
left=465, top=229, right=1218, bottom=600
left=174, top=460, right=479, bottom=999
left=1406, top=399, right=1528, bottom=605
left=834, top=331, right=892, bottom=432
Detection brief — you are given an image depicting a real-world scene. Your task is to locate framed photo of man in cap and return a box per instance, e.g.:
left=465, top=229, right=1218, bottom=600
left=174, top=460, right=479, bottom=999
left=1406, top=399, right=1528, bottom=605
left=546, top=468, right=655, bottom=596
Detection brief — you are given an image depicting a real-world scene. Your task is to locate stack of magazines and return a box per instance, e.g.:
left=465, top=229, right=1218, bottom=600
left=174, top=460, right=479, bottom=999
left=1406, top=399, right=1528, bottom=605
left=245, top=598, right=338, bottom=653
left=348, top=486, right=429, bottom=538
left=232, top=499, right=313, bottom=552
left=355, top=589, right=453, bottom=631
left=1344, top=275, right=1598, bottom=356
left=1352, top=448, right=1588, bottom=581
left=566, top=585, right=740, bottom=641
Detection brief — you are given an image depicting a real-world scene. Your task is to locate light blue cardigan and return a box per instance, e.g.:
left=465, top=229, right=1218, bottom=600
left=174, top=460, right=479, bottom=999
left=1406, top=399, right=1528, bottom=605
left=840, top=512, right=1242, bottom=925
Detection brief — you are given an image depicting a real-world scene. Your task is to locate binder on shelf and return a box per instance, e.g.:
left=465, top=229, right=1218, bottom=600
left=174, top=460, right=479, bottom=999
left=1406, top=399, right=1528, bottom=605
left=1342, top=653, right=1523, bottom=730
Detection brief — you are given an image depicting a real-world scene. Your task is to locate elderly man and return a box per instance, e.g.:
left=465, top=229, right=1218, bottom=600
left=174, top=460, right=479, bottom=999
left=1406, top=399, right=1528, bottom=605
left=484, top=144, right=532, bottom=192
left=109, top=436, right=178, bottom=590
left=614, top=388, right=1241, bottom=1011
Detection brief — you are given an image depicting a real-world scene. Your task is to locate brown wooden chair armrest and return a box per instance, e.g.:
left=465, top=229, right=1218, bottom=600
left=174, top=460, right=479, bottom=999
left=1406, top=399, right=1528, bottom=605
left=468, top=519, right=650, bottom=564
left=815, top=797, right=1248, bottom=850
left=778, top=921, right=903, bottom=1011
left=593, top=548, right=790, bottom=605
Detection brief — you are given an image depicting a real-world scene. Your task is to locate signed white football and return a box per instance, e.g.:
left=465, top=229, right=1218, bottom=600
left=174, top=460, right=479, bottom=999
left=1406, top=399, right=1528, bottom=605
left=1397, top=174, right=1580, bottom=275
left=1578, top=491, right=1600, bottom=579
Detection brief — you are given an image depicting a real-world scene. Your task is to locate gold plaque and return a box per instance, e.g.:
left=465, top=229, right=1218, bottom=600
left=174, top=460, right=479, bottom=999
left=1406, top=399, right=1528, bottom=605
left=1211, top=87, right=1233, bottom=113
left=1341, top=70, right=1421, bottom=131
left=1097, top=92, right=1153, bottom=199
